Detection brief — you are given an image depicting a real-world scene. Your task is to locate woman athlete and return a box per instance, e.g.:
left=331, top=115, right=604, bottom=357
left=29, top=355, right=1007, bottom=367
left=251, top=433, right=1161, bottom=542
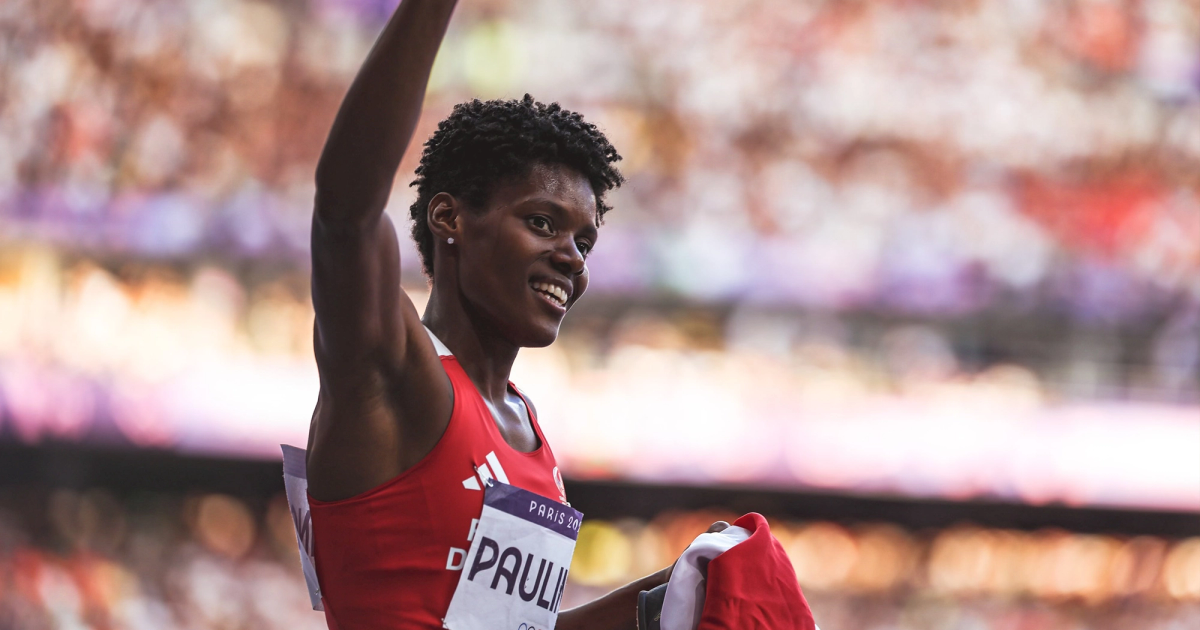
left=304, top=1, right=722, bottom=628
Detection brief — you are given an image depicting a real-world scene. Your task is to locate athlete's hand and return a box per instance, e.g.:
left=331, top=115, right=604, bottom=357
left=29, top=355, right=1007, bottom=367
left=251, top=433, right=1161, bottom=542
left=659, top=520, right=730, bottom=584
left=560, top=521, right=732, bottom=630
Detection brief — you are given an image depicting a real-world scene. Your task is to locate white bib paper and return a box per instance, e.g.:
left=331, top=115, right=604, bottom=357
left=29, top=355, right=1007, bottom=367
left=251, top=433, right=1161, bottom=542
left=442, top=481, right=582, bottom=630
left=281, top=445, right=323, bottom=611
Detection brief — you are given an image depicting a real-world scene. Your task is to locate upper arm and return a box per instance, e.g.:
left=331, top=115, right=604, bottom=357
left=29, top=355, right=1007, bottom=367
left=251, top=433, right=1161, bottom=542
left=310, top=208, right=408, bottom=363
left=307, top=208, right=452, bottom=500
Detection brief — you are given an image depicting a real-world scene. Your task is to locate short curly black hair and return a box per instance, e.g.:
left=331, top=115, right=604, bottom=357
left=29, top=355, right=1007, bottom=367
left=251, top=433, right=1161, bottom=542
left=408, top=94, right=624, bottom=277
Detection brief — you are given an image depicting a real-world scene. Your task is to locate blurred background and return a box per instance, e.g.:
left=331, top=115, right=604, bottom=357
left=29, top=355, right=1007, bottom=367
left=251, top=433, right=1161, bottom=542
left=1, top=0, right=1198, bottom=628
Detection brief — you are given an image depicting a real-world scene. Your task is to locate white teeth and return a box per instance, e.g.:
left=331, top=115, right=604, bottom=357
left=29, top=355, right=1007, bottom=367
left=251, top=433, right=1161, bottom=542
left=532, top=282, right=567, bottom=307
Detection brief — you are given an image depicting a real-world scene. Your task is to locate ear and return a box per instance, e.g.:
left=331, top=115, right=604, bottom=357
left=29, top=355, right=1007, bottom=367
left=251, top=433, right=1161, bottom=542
left=427, top=192, right=462, bottom=243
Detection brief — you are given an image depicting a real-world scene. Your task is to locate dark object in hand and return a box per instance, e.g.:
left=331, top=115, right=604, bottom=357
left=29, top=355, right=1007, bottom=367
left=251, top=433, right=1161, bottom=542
left=637, top=583, right=669, bottom=630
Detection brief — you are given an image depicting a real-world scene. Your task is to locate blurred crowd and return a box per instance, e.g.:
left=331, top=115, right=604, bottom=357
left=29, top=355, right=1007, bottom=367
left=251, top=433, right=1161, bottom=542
left=0, top=489, right=323, bottom=630
left=2, top=0, right=1198, bottom=502
left=2, top=1, right=1198, bottom=624
left=1, top=0, right=1198, bottom=317
left=1, top=248, right=1197, bottom=509
left=0, top=488, right=1198, bottom=630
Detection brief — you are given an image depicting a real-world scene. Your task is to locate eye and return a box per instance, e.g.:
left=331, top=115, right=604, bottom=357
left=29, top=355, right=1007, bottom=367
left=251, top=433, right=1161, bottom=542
left=575, top=240, right=592, bottom=257
left=528, top=216, right=553, bottom=233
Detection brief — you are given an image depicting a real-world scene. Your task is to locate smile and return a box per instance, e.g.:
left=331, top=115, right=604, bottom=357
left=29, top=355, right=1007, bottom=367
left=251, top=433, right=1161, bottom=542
left=531, top=281, right=568, bottom=308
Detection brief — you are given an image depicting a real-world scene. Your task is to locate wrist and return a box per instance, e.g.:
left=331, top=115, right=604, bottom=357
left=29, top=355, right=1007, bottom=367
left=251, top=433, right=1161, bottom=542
left=641, top=565, right=672, bottom=591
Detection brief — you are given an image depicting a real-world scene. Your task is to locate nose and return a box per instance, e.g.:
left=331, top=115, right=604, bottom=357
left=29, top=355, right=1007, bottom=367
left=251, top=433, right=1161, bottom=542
left=550, top=238, right=586, bottom=277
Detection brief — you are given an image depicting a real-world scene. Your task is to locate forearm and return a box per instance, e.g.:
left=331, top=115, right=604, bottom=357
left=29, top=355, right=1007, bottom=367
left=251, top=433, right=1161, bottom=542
left=315, top=0, right=458, bottom=222
left=556, top=568, right=669, bottom=630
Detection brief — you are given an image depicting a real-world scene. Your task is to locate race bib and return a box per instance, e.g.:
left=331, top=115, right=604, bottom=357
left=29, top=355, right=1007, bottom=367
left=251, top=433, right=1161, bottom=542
left=281, top=445, right=323, bottom=611
left=442, top=481, right=582, bottom=630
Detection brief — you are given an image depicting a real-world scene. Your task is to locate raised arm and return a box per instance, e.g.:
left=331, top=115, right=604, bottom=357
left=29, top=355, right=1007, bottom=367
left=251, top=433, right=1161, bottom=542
left=314, top=0, right=457, bottom=224
left=307, top=0, right=458, bottom=501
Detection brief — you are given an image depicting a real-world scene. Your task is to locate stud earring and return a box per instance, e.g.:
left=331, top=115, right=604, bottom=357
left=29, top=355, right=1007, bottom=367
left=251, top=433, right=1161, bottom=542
left=447, top=237, right=455, bottom=244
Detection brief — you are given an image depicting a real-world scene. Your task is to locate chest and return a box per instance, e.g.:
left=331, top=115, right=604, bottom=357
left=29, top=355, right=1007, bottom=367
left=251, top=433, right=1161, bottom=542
left=421, top=446, right=567, bottom=578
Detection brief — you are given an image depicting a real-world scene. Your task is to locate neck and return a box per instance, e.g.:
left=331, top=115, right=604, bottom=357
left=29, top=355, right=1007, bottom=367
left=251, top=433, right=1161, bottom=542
left=422, top=286, right=519, bottom=403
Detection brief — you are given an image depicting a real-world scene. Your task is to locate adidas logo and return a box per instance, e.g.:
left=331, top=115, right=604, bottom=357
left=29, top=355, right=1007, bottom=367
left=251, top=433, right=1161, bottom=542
left=461, top=451, right=509, bottom=491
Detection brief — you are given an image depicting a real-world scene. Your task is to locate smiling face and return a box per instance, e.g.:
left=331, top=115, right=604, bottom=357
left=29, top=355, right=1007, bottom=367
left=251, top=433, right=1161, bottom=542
left=450, top=162, right=599, bottom=348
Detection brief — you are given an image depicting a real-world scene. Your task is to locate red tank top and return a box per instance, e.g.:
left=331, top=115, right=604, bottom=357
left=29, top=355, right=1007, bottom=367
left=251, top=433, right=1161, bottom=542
left=308, top=356, right=565, bottom=630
